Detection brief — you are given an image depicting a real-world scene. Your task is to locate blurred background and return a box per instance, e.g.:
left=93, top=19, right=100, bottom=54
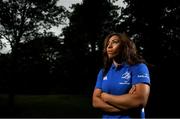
left=0, top=0, right=180, bottom=118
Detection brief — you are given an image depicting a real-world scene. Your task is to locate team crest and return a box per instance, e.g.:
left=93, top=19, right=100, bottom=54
left=121, top=71, right=131, bottom=80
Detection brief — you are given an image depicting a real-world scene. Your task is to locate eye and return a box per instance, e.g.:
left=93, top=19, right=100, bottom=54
left=111, top=40, right=120, bottom=46
left=106, top=40, right=120, bottom=47
left=112, top=40, right=119, bottom=44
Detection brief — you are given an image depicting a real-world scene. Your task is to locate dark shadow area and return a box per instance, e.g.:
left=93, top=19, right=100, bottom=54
left=0, top=94, right=102, bottom=118
left=0, top=0, right=180, bottom=118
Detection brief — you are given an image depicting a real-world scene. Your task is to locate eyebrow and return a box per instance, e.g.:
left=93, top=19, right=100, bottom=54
left=112, top=39, right=119, bottom=41
left=109, top=39, right=120, bottom=42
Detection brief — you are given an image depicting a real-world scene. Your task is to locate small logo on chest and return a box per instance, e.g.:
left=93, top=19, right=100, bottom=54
left=121, top=71, right=131, bottom=80
left=119, top=71, right=131, bottom=85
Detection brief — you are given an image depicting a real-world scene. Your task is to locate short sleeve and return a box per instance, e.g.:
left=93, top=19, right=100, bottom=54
left=95, top=69, right=104, bottom=89
left=131, top=63, right=150, bottom=85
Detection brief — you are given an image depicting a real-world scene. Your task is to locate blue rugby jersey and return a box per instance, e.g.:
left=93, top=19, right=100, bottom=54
left=95, top=63, right=150, bottom=119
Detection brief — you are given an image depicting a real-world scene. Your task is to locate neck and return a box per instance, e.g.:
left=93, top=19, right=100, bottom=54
left=113, top=60, right=121, bottom=67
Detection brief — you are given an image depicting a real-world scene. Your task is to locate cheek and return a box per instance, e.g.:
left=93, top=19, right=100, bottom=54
left=108, top=46, right=120, bottom=58
left=113, top=45, right=120, bottom=53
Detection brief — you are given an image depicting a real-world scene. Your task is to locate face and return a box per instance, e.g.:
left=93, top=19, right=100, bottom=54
left=106, top=35, right=121, bottom=59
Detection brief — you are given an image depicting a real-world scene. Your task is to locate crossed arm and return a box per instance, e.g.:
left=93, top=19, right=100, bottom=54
left=92, top=83, right=150, bottom=112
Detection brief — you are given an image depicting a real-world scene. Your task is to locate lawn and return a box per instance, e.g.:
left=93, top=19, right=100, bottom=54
left=0, top=94, right=102, bottom=118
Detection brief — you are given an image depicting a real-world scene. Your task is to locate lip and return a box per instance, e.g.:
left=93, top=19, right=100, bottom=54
left=107, top=50, right=113, bottom=53
left=107, top=52, right=113, bottom=54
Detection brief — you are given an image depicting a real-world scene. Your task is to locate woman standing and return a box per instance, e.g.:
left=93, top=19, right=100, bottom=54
left=92, top=32, right=150, bottom=118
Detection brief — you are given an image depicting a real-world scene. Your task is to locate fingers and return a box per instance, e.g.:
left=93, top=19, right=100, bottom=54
left=129, top=85, right=136, bottom=94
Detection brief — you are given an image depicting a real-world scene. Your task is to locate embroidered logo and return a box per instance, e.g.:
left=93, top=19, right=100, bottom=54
left=137, top=74, right=149, bottom=79
left=120, top=71, right=131, bottom=85
left=121, top=71, right=131, bottom=80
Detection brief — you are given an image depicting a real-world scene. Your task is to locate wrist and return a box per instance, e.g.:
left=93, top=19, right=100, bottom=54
left=101, top=92, right=109, bottom=102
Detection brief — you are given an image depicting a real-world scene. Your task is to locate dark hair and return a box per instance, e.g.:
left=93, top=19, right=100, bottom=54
left=103, top=32, right=145, bottom=76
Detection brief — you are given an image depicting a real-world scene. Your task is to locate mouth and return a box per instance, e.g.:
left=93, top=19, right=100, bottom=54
left=107, top=51, right=113, bottom=54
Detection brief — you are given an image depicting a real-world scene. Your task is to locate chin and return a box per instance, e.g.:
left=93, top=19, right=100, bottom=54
left=108, top=55, right=114, bottom=59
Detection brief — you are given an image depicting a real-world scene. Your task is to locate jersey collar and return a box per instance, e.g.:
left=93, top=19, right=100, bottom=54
left=111, top=62, right=129, bottom=70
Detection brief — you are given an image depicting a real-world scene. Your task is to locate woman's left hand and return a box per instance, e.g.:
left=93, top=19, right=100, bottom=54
left=101, top=92, right=109, bottom=102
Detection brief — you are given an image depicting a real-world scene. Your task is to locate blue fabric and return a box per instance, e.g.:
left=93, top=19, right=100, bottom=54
left=95, top=63, right=150, bottom=119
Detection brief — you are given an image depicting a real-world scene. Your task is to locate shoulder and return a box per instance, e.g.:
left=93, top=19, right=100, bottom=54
left=131, top=63, right=148, bottom=69
left=130, top=63, right=149, bottom=73
left=97, top=68, right=104, bottom=76
left=98, top=68, right=104, bottom=74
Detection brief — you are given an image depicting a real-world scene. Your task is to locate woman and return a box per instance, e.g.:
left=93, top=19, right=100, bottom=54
left=92, top=32, right=150, bottom=118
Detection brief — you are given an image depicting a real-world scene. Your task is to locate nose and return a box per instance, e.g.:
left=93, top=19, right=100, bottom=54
left=107, top=42, right=112, bottom=49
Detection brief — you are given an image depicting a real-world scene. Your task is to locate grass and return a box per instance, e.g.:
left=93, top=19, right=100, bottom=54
left=0, top=94, right=102, bottom=118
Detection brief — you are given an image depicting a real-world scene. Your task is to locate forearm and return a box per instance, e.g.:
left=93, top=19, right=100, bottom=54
left=101, top=84, right=150, bottom=110
left=101, top=93, right=143, bottom=110
left=93, top=95, right=121, bottom=112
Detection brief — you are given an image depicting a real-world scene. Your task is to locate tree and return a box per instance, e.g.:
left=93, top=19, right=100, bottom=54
left=0, top=0, right=67, bottom=108
left=0, top=0, right=66, bottom=52
left=16, top=33, right=65, bottom=94
left=116, top=0, right=180, bottom=117
left=61, top=0, right=120, bottom=93
left=117, top=0, right=180, bottom=64
left=63, top=0, right=119, bottom=54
